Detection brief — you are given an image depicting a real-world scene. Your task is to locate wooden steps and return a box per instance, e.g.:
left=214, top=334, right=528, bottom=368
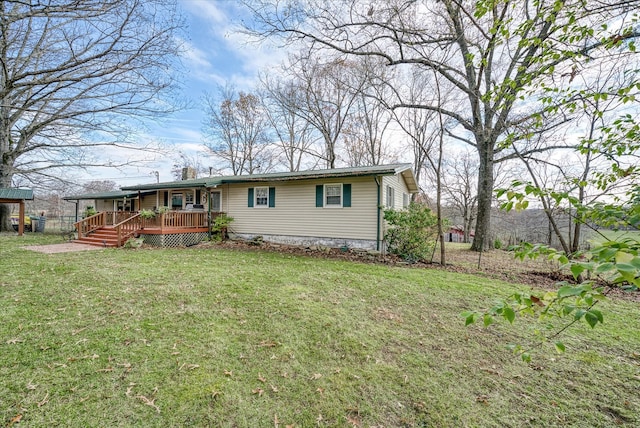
left=74, top=227, right=120, bottom=247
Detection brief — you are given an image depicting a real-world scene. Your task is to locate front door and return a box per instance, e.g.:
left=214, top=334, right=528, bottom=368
left=211, top=191, right=222, bottom=212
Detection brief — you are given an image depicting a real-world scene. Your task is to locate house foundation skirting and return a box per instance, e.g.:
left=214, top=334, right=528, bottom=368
left=141, top=232, right=208, bottom=247
left=231, top=233, right=378, bottom=251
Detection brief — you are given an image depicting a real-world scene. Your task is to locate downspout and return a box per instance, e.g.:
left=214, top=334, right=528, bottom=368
left=375, top=176, right=381, bottom=251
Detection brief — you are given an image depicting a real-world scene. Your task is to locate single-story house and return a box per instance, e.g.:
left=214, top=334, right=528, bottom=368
left=64, top=163, right=419, bottom=249
left=1, top=187, right=34, bottom=236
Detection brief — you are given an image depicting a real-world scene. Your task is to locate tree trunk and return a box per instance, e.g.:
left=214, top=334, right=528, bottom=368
left=471, top=142, right=494, bottom=251
left=0, top=156, right=13, bottom=231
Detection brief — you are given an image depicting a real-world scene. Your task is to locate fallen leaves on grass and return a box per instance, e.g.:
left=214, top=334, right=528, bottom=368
left=37, top=392, right=49, bottom=407
left=125, top=383, right=136, bottom=397
left=137, top=394, right=160, bottom=413
left=346, top=414, right=361, bottom=427
left=224, top=369, right=233, bottom=377
left=6, top=338, right=23, bottom=345
left=476, top=394, right=489, bottom=404
left=7, top=414, right=22, bottom=426
left=177, top=362, right=200, bottom=371
left=258, top=373, right=266, bottom=383
left=252, top=388, right=264, bottom=397
left=309, top=373, right=322, bottom=380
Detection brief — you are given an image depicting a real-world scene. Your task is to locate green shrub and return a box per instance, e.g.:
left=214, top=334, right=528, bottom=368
left=494, top=238, right=503, bottom=249
left=384, top=202, right=438, bottom=262
left=83, top=206, right=97, bottom=218
left=211, top=213, right=234, bottom=241
left=139, top=209, right=156, bottom=219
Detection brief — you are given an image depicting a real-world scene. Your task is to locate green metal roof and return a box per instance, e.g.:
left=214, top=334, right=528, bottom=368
left=121, top=163, right=419, bottom=192
left=63, top=190, right=142, bottom=201
left=0, top=188, right=34, bottom=201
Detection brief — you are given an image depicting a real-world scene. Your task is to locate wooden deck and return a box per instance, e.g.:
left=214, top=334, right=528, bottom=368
left=74, top=211, right=222, bottom=247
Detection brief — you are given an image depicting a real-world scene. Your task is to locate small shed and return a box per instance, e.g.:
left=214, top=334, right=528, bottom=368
left=0, top=188, right=34, bottom=236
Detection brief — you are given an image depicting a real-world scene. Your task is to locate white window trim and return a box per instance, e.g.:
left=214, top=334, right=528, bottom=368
left=324, top=183, right=343, bottom=208
left=386, top=185, right=395, bottom=208
left=210, top=190, right=222, bottom=211
left=254, top=186, right=269, bottom=208
left=171, top=192, right=183, bottom=209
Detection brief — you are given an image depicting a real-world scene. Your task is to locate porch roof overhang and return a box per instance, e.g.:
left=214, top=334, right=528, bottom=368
left=121, top=163, right=420, bottom=193
left=63, top=190, right=154, bottom=201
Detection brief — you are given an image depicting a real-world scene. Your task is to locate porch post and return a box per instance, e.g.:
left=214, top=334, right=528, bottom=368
left=18, top=201, right=25, bottom=236
left=207, top=187, right=212, bottom=240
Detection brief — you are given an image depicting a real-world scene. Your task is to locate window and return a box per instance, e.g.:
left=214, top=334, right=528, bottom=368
left=316, top=184, right=351, bottom=208
left=255, top=187, right=268, bottom=207
left=325, top=184, right=342, bottom=207
left=171, top=193, right=183, bottom=209
left=185, top=192, right=194, bottom=204
left=248, top=187, right=275, bottom=208
left=386, top=185, right=395, bottom=208
left=403, top=193, right=409, bottom=208
left=211, top=191, right=221, bottom=212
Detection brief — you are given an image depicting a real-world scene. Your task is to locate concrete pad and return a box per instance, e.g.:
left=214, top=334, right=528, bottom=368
left=22, top=242, right=105, bottom=254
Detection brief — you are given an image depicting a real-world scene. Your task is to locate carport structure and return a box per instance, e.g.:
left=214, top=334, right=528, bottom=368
left=0, top=188, right=34, bottom=236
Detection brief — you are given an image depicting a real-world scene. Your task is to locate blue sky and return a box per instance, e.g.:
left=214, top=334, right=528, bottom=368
left=87, top=0, right=286, bottom=186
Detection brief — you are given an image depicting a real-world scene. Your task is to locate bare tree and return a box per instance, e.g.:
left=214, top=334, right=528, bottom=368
left=442, top=151, right=478, bottom=244
left=344, top=59, right=396, bottom=167
left=0, top=0, right=183, bottom=230
left=202, top=86, right=273, bottom=175
left=260, top=74, right=317, bottom=171
left=244, top=0, right=640, bottom=251
left=285, top=53, right=367, bottom=168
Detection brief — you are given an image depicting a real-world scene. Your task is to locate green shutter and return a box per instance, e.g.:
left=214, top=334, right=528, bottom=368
left=316, top=185, right=323, bottom=207
left=269, top=187, right=276, bottom=208
left=343, top=184, right=351, bottom=207
left=248, top=188, right=254, bottom=207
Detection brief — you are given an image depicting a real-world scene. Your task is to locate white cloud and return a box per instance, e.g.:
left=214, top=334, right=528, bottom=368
left=180, top=0, right=227, bottom=25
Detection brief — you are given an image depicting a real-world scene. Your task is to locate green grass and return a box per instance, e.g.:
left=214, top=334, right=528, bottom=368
left=1, top=233, right=639, bottom=427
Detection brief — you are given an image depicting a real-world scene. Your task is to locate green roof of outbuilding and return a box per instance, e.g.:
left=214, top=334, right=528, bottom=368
left=121, top=163, right=419, bottom=192
left=0, top=188, right=34, bottom=201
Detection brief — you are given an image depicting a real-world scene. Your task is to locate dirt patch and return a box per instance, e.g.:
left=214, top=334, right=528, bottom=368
left=22, top=243, right=104, bottom=254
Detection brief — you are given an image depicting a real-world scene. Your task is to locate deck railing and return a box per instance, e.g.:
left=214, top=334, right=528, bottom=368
left=104, top=211, right=138, bottom=225
left=158, top=211, right=208, bottom=230
left=74, top=212, right=106, bottom=237
left=113, top=213, right=143, bottom=246
left=75, top=210, right=222, bottom=246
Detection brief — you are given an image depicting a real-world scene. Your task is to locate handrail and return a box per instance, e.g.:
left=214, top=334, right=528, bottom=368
left=74, top=212, right=106, bottom=237
left=113, top=212, right=143, bottom=247
left=104, top=211, right=137, bottom=226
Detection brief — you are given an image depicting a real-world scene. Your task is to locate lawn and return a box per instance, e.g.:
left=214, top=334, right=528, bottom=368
left=1, top=234, right=639, bottom=427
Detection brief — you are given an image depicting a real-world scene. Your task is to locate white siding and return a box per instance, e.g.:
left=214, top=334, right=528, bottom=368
left=95, top=199, right=113, bottom=212
left=382, top=174, right=411, bottom=210
left=140, top=194, right=157, bottom=210
left=226, top=176, right=380, bottom=241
